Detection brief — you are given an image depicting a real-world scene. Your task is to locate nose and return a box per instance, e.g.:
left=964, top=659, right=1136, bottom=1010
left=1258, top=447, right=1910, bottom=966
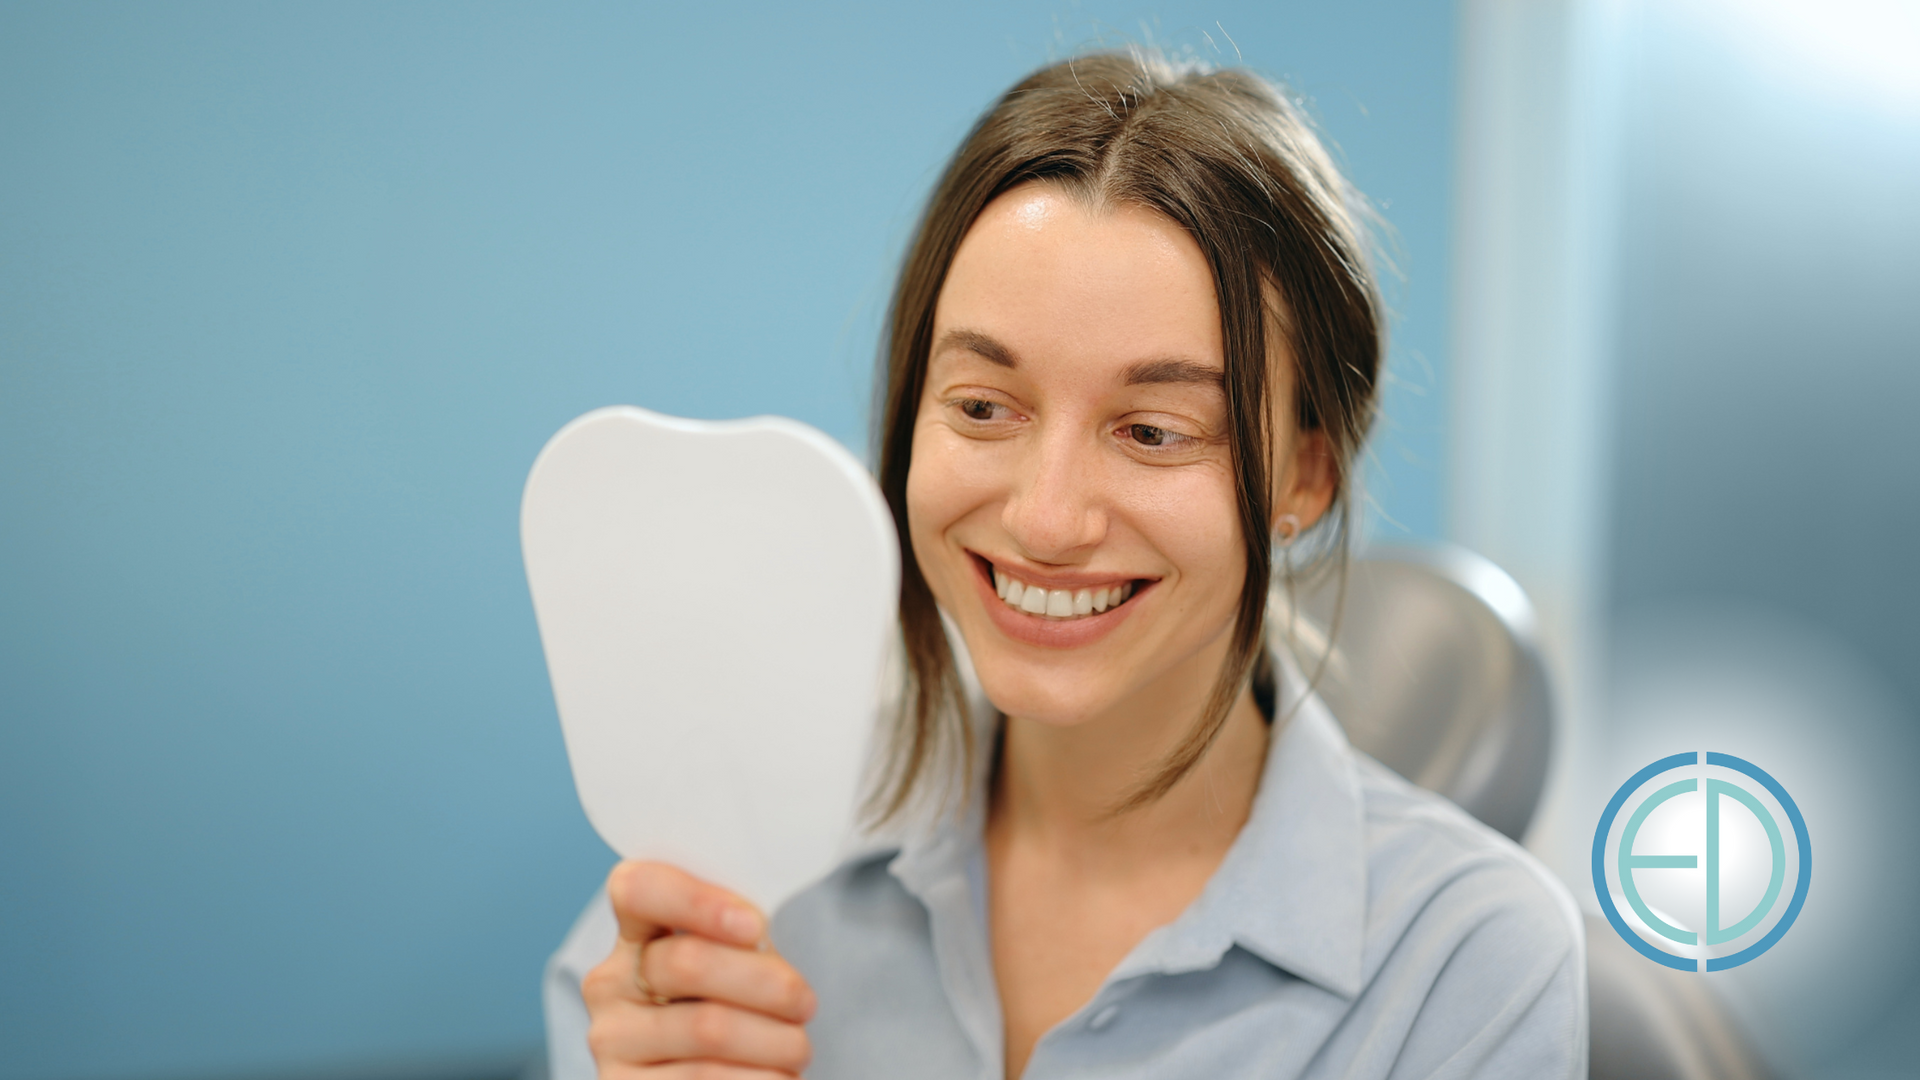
left=1000, top=425, right=1109, bottom=562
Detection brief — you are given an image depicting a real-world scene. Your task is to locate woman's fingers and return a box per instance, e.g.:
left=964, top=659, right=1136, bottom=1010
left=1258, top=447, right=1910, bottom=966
left=607, top=861, right=766, bottom=948
left=586, top=861, right=815, bottom=1076
left=588, top=999, right=812, bottom=1074
left=603, top=1065, right=797, bottom=1080
left=642, top=933, right=817, bottom=1023
left=586, top=860, right=758, bottom=1011
left=598, top=1057, right=802, bottom=1080
left=641, top=1060, right=798, bottom=1068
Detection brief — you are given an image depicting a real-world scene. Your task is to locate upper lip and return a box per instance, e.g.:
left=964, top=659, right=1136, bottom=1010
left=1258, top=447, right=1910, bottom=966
left=970, top=551, right=1150, bottom=591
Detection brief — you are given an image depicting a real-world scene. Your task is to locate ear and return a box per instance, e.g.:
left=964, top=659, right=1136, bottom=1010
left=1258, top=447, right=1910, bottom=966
left=1274, top=429, right=1338, bottom=538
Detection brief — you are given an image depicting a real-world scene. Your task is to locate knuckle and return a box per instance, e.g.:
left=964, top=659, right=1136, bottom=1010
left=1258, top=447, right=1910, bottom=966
left=659, top=938, right=706, bottom=987
left=587, top=1004, right=660, bottom=1066
left=580, top=960, right=622, bottom=1002
left=584, top=1017, right=617, bottom=1062
left=686, top=1003, right=734, bottom=1054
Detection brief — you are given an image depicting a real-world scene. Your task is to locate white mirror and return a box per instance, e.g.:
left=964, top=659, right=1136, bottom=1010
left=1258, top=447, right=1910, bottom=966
left=521, top=406, right=898, bottom=913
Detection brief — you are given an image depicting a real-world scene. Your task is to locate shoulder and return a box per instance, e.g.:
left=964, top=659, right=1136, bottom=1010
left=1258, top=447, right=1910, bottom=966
left=1349, top=755, right=1588, bottom=1077
left=1354, top=752, right=1582, bottom=961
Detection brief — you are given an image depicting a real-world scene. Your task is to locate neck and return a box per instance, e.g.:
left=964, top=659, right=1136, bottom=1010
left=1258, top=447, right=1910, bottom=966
left=989, top=663, right=1270, bottom=860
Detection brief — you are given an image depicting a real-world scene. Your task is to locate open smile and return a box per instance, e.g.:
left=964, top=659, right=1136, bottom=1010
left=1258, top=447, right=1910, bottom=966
left=991, top=566, right=1134, bottom=620
left=965, top=552, right=1153, bottom=646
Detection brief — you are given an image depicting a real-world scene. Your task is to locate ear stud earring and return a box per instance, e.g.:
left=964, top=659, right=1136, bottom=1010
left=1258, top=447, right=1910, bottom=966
left=1276, top=513, right=1301, bottom=544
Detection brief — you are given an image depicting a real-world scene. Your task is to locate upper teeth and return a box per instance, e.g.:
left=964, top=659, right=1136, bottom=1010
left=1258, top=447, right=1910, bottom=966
left=992, top=567, right=1133, bottom=619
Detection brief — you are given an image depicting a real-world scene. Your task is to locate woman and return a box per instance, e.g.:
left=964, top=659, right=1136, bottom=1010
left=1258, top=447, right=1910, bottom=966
left=546, top=51, right=1585, bottom=1079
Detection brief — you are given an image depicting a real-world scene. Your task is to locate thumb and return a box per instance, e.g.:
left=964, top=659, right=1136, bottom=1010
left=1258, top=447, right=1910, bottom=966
left=606, top=860, right=766, bottom=947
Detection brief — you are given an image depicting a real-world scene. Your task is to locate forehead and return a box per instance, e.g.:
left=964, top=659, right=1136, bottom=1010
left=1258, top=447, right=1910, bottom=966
left=933, top=183, right=1223, bottom=376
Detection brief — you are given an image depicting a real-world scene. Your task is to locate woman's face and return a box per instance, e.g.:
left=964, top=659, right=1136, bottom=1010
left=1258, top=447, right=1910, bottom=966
left=906, top=182, right=1310, bottom=729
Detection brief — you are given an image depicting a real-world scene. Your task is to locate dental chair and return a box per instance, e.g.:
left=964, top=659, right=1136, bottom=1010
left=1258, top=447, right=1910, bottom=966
left=1284, top=546, right=1551, bottom=842
left=1291, top=547, right=1773, bottom=1080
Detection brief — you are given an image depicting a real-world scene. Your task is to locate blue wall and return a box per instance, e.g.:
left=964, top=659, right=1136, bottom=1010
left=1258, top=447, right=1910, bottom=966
left=0, top=4, right=1455, bottom=1077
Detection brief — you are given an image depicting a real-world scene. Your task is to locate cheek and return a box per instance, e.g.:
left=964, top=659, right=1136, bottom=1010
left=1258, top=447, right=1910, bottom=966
left=904, top=420, right=987, bottom=593
left=1138, top=468, right=1249, bottom=605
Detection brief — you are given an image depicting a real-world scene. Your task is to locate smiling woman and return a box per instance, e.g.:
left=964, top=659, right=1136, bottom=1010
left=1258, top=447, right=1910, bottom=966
left=544, top=50, right=1585, bottom=1080
left=902, top=188, right=1312, bottom=803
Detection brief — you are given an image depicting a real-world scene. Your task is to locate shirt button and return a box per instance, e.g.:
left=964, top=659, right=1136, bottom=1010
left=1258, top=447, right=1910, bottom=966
left=1089, top=1004, right=1120, bottom=1031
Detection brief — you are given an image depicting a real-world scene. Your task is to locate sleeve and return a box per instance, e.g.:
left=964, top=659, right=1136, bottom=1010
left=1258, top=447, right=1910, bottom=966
left=543, top=888, right=619, bottom=1080
left=1388, top=860, right=1590, bottom=1080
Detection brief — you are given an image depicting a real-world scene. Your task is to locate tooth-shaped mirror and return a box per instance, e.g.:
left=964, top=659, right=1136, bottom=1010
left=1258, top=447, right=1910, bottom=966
left=521, top=406, right=898, bottom=913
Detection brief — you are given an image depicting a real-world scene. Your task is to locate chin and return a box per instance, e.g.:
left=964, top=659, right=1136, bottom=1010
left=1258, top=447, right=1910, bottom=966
left=964, top=642, right=1118, bottom=728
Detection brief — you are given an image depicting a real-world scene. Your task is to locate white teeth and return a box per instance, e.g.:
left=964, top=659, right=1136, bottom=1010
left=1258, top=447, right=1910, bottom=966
left=992, top=566, right=1135, bottom=620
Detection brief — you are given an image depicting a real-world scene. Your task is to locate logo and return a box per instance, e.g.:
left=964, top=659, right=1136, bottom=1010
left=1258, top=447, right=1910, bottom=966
left=1592, top=752, right=1810, bottom=971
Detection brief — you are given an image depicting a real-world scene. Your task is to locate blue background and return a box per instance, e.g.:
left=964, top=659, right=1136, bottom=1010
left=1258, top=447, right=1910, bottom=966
left=1603, top=4, right=1920, bottom=1072
left=1608, top=8, right=1920, bottom=740
left=0, top=4, right=1455, bottom=1077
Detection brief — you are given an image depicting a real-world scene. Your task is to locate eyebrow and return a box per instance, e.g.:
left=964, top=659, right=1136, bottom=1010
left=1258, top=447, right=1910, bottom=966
left=1122, top=358, right=1225, bottom=387
left=935, top=328, right=1019, bottom=368
left=934, top=327, right=1224, bottom=388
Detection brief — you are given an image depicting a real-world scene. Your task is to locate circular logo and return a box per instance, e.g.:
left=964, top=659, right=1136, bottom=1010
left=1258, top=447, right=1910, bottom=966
left=1592, top=752, right=1811, bottom=971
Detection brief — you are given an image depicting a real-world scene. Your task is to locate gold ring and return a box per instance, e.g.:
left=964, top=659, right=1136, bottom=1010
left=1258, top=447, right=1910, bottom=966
left=634, top=966, right=673, bottom=1006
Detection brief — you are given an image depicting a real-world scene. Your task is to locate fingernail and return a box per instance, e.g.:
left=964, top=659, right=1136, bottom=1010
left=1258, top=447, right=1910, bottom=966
left=721, top=906, right=760, bottom=941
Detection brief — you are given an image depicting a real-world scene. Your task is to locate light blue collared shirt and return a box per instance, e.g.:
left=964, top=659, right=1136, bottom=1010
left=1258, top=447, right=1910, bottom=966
left=544, top=687, right=1587, bottom=1079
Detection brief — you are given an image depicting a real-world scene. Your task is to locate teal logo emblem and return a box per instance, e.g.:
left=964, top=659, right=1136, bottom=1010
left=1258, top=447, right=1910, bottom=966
left=1592, top=753, right=1810, bottom=971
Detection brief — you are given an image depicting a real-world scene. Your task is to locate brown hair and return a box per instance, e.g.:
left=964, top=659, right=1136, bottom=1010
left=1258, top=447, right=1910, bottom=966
left=867, top=49, right=1382, bottom=822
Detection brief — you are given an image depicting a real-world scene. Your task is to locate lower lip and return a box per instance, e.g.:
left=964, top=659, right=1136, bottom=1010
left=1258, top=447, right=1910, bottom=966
left=970, top=555, right=1149, bottom=649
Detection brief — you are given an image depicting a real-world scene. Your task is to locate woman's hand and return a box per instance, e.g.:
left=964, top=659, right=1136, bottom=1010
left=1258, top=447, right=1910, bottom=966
left=582, top=861, right=816, bottom=1079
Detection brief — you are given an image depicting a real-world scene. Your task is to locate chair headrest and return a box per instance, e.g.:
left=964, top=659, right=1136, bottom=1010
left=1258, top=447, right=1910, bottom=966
left=1280, top=546, right=1553, bottom=841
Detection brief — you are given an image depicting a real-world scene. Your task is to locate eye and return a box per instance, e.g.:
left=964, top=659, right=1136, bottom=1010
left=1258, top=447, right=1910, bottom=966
left=959, top=398, right=998, bottom=421
left=1127, top=423, right=1188, bottom=448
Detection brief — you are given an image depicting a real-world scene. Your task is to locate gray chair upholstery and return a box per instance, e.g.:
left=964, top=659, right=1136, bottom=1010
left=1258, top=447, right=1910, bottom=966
left=1286, top=546, right=1552, bottom=841
left=1288, top=546, right=1774, bottom=1080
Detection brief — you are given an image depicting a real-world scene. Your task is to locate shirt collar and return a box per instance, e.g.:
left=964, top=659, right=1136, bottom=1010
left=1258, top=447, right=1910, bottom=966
left=1112, top=676, right=1368, bottom=998
left=879, top=657, right=1369, bottom=1001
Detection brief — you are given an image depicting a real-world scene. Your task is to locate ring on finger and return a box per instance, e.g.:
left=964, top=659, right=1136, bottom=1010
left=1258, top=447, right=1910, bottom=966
left=634, top=964, right=673, bottom=1006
